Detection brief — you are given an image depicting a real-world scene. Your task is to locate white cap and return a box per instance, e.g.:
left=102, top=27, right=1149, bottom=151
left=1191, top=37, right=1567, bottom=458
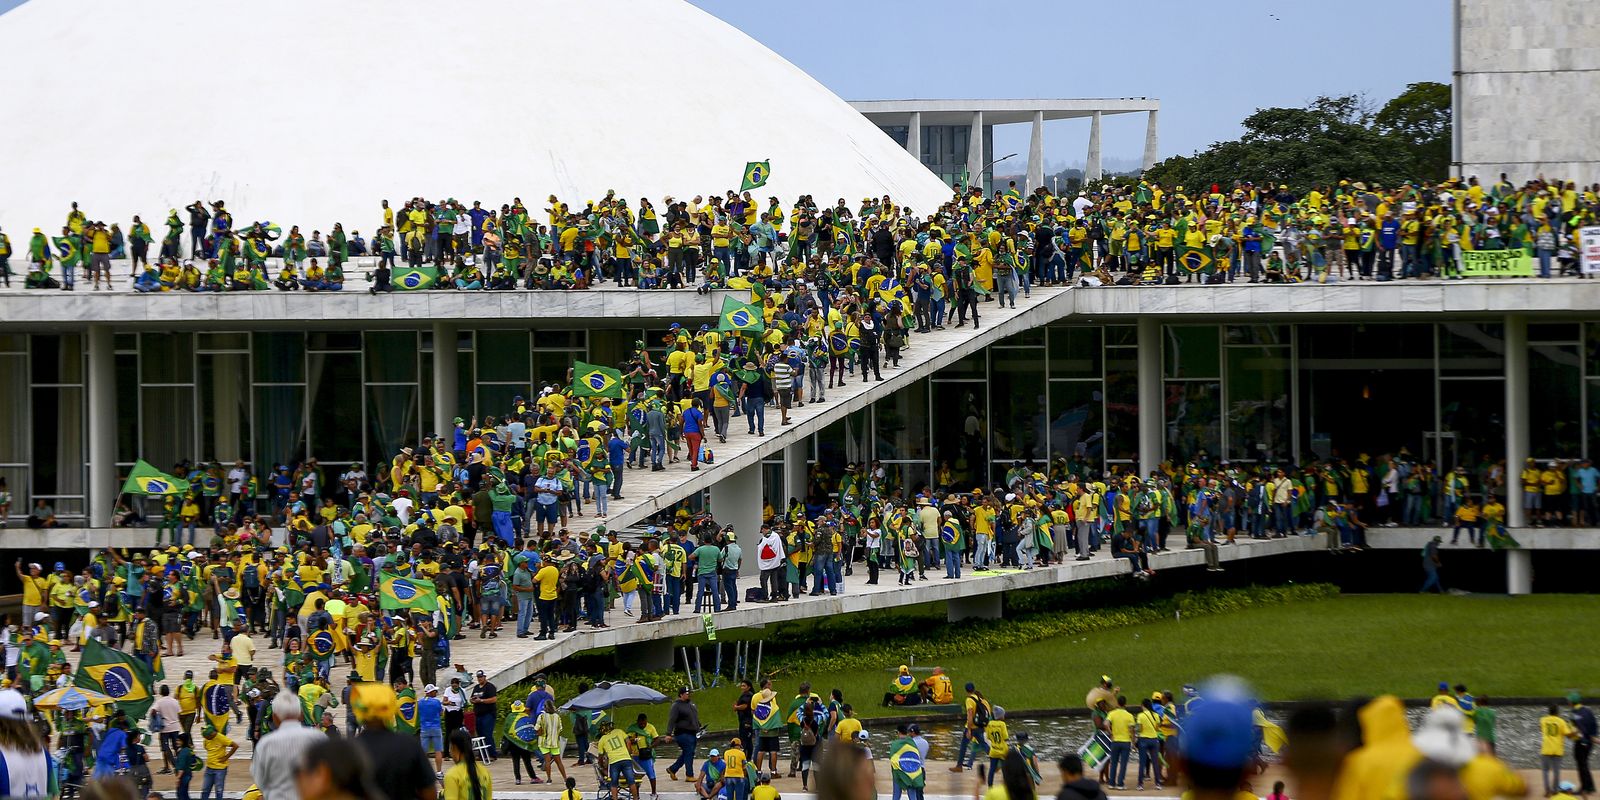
left=27, top=563, right=40, bottom=571
left=88, top=601, right=99, bottom=609
left=33, top=612, right=49, bottom=621
left=0, top=690, right=28, bottom=721
left=424, top=684, right=438, bottom=694
left=856, top=730, right=870, bottom=741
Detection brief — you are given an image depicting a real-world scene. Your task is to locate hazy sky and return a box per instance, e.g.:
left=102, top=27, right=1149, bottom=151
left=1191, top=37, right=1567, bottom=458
left=691, top=0, right=1451, bottom=171
left=2, top=0, right=1450, bottom=169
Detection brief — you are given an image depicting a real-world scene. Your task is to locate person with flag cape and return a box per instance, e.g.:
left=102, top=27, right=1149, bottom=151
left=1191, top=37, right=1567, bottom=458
left=74, top=637, right=158, bottom=719
left=888, top=727, right=927, bottom=794
left=940, top=511, right=965, bottom=579
left=394, top=681, right=419, bottom=736
left=502, top=700, right=543, bottom=785
left=201, top=671, right=234, bottom=733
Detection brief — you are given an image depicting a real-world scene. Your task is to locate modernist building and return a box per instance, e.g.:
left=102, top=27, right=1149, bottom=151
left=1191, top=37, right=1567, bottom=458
left=851, top=98, right=1161, bottom=192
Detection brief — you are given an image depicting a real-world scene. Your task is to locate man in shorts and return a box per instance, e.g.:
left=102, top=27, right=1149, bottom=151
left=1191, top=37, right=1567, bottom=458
left=596, top=719, right=638, bottom=800
left=417, top=683, right=445, bottom=776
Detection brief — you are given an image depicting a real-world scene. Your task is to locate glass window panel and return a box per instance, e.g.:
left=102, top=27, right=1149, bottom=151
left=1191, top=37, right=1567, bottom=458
left=1163, top=326, right=1220, bottom=379
left=1224, top=325, right=1289, bottom=345
left=307, top=332, right=361, bottom=351
left=1104, top=351, right=1139, bottom=461
left=140, top=333, right=195, bottom=383
left=457, top=351, right=475, bottom=420
left=991, top=349, right=1046, bottom=462
left=873, top=378, right=929, bottom=461
left=1105, top=326, right=1138, bottom=347
left=936, top=351, right=985, bottom=380
left=31, top=334, right=82, bottom=384
left=0, top=356, right=28, bottom=462
left=198, top=332, right=247, bottom=351
left=1439, top=379, right=1505, bottom=473
left=1589, top=380, right=1600, bottom=463
left=31, top=386, right=84, bottom=502
left=1588, top=324, right=1600, bottom=377
left=1529, top=344, right=1581, bottom=456
left=140, top=386, right=195, bottom=470
left=308, top=353, right=364, bottom=464
left=588, top=329, right=641, bottom=371
left=476, top=331, right=531, bottom=382
left=0, top=466, right=26, bottom=521
left=421, top=359, right=434, bottom=438
left=113, top=334, right=137, bottom=352
left=253, top=386, right=306, bottom=472
left=1049, top=381, right=1104, bottom=468
left=534, top=330, right=585, bottom=349
left=998, top=328, right=1044, bottom=347
left=199, top=354, right=251, bottom=464
left=930, top=383, right=985, bottom=487
left=1165, top=381, right=1221, bottom=463
left=816, top=409, right=871, bottom=475
left=1226, top=346, right=1292, bottom=462
left=533, top=351, right=574, bottom=391
left=253, top=333, right=304, bottom=383
left=1439, top=322, right=1505, bottom=376
left=115, top=353, right=138, bottom=464
left=367, top=385, right=420, bottom=469
left=475, top=385, right=524, bottom=421
left=365, top=331, right=419, bottom=383
left=1302, top=323, right=1432, bottom=360
left=881, top=462, right=931, bottom=500
left=1528, top=323, right=1579, bottom=343
left=1048, top=327, right=1102, bottom=379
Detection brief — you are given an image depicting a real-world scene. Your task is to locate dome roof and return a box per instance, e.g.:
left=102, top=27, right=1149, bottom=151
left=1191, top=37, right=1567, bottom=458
left=0, top=0, right=951, bottom=235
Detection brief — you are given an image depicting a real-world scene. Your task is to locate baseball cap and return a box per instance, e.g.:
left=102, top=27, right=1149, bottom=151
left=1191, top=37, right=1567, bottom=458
left=0, top=690, right=27, bottom=721
left=424, top=684, right=438, bottom=694
left=709, top=749, right=721, bottom=757
left=1181, top=681, right=1258, bottom=769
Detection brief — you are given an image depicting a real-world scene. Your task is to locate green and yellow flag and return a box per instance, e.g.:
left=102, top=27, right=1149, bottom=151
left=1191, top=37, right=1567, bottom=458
left=718, top=296, right=765, bottom=334
left=74, top=638, right=156, bottom=718
left=378, top=570, right=439, bottom=613
left=572, top=361, right=625, bottom=399
left=121, top=459, right=190, bottom=496
left=393, top=264, right=438, bottom=291
left=740, top=160, right=771, bottom=192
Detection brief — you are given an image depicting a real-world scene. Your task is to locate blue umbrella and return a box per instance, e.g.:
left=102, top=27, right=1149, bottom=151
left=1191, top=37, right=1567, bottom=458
left=560, top=681, right=667, bottom=711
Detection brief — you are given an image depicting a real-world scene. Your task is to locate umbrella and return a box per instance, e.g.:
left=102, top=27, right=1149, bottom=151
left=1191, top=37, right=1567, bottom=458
left=33, top=686, right=114, bottom=712
left=560, top=681, right=667, bottom=711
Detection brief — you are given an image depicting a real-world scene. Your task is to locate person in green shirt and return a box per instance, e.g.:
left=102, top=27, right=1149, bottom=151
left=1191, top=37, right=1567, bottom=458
left=692, top=541, right=723, bottom=613
left=1474, top=695, right=1498, bottom=754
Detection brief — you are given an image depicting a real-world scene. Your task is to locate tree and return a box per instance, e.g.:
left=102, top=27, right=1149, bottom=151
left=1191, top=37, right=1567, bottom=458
left=1374, top=81, right=1452, bottom=181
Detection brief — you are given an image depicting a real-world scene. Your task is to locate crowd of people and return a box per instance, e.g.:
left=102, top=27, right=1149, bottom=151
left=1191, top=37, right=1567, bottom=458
left=3, top=173, right=1596, bottom=294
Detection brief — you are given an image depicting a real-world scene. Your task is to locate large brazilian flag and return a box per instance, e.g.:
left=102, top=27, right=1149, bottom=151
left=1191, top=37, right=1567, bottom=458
left=889, top=738, right=926, bottom=788
left=378, top=570, right=439, bottom=613
left=121, top=459, right=190, bottom=496
left=572, top=361, right=625, bottom=400
left=393, top=264, right=438, bottom=291
left=719, top=296, right=764, bottom=334
left=74, top=639, right=156, bottom=719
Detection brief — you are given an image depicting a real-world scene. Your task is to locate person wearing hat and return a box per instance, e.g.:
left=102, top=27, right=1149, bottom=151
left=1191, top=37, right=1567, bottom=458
left=597, top=718, right=640, bottom=800
left=418, top=683, right=446, bottom=775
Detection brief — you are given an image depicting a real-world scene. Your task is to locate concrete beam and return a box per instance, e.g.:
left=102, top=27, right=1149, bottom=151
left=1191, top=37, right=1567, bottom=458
left=615, top=637, right=677, bottom=672
left=947, top=594, right=1003, bottom=622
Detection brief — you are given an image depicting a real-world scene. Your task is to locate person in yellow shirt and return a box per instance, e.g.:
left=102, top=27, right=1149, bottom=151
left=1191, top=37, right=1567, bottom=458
left=1134, top=697, right=1165, bottom=790
left=982, top=706, right=1010, bottom=786
left=595, top=719, right=638, bottom=800
left=1540, top=704, right=1577, bottom=795
left=444, top=728, right=494, bottom=800
left=13, top=560, right=48, bottom=629
left=1104, top=697, right=1136, bottom=790
left=1539, top=462, right=1565, bottom=526
left=833, top=705, right=862, bottom=744
left=722, top=738, right=749, bottom=800
left=201, top=723, right=238, bottom=795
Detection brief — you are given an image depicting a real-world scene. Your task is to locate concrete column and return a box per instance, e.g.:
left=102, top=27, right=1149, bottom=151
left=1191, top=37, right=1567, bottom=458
left=1086, top=111, right=1104, bottom=183
left=711, top=460, right=764, bottom=578
left=947, top=593, right=1002, bottom=622
left=905, top=111, right=922, bottom=162
left=1506, top=549, right=1532, bottom=595
left=1505, top=315, right=1528, bottom=528
left=1142, top=110, right=1161, bottom=172
left=615, top=638, right=677, bottom=671
left=966, top=110, right=985, bottom=193
left=781, top=439, right=808, bottom=511
left=87, top=324, right=116, bottom=528
left=1136, top=317, right=1163, bottom=479
left=433, top=322, right=458, bottom=441
left=1026, top=110, right=1046, bottom=192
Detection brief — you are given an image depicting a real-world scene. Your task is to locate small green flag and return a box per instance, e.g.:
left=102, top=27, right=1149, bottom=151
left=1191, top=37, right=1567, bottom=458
left=121, top=459, right=189, bottom=496
left=573, top=361, right=625, bottom=399
left=740, top=160, right=771, bottom=192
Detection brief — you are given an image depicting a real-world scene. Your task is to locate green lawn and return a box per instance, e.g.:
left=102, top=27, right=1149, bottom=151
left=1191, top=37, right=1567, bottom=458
left=678, top=594, right=1600, bottom=730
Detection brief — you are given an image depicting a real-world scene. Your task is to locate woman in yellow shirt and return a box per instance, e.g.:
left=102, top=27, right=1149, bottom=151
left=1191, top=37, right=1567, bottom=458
left=444, top=728, right=493, bottom=800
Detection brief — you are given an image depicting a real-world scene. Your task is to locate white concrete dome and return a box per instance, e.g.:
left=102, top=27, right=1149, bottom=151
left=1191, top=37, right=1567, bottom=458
left=0, top=0, right=952, bottom=235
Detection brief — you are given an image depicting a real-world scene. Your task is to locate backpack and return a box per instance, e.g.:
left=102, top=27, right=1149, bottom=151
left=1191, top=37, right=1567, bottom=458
left=241, top=564, right=260, bottom=590
left=972, top=697, right=991, bottom=728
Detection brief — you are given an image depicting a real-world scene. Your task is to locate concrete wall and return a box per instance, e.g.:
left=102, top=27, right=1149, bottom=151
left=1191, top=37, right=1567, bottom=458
left=1456, top=0, right=1600, bottom=185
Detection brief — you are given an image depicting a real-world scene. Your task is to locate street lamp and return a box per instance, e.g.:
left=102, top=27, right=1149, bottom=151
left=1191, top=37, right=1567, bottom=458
left=970, top=153, right=1017, bottom=193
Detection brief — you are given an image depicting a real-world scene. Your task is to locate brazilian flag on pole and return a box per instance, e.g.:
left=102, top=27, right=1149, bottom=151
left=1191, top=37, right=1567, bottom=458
left=393, top=264, right=438, bottom=291
left=74, top=638, right=156, bottom=719
left=572, top=361, right=625, bottom=399
left=718, top=296, right=765, bottom=334
left=740, top=160, right=771, bottom=192
left=378, top=570, right=439, bottom=613
left=121, top=459, right=190, bottom=496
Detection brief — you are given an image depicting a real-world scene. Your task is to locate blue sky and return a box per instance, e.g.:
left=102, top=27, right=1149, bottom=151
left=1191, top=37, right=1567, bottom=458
left=692, top=0, right=1450, bottom=171
left=2, top=0, right=1449, bottom=170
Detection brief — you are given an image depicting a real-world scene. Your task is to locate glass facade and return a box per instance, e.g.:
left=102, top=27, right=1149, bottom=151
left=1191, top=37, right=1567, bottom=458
left=8, top=318, right=1600, bottom=523
left=872, top=122, right=994, bottom=191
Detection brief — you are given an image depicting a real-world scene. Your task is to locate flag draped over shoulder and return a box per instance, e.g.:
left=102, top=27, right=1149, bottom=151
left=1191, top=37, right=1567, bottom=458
left=393, top=265, right=438, bottom=291
left=740, top=160, right=771, bottom=192
left=572, top=361, right=625, bottom=399
left=121, top=459, right=190, bottom=496
left=74, top=639, right=156, bottom=719
left=719, top=296, right=764, bottom=333
left=378, top=570, right=439, bottom=613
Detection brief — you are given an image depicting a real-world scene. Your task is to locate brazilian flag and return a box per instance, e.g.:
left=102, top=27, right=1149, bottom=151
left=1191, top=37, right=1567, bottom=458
left=508, top=710, right=538, bottom=747
left=395, top=688, right=419, bottom=736
left=940, top=518, right=964, bottom=550
left=393, top=265, right=438, bottom=291
left=121, top=459, right=190, bottom=496
left=52, top=236, right=82, bottom=265
left=378, top=570, right=439, bottom=613
left=572, top=361, right=624, bottom=400
left=718, top=296, right=765, bottom=334
left=890, top=739, right=926, bottom=789
left=308, top=629, right=336, bottom=659
left=752, top=693, right=783, bottom=733
left=740, top=160, right=771, bottom=192
left=74, top=639, right=156, bottom=719
left=202, top=679, right=234, bottom=733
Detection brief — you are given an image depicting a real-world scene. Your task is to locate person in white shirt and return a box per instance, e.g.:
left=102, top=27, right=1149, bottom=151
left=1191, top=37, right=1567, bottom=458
left=149, top=685, right=183, bottom=774
left=391, top=495, right=413, bottom=525
left=252, top=691, right=326, bottom=800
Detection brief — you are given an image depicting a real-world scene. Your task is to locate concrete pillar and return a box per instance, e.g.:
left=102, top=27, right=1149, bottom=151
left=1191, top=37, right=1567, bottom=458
left=1086, top=111, right=1103, bottom=183
left=947, top=593, right=1002, bottom=622
left=87, top=324, right=116, bottom=528
left=1505, top=315, right=1528, bottom=528
left=1136, top=317, right=1163, bottom=479
left=433, top=322, right=458, bottom=441
left=905, top=111, right=922, bottom=162
left=781, top=439, right=808, bottom=511
left=1026, top=110, right=1046, bottom=192
left=1506, top=549, right=1532, bottom=595
left=1141, top=110, right=1161, bottom=172
left=615, top=638, right=677, bottom=671
left=966, top=110, right=985, bottom=193
left=711, top=460, right=764, bottom=578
